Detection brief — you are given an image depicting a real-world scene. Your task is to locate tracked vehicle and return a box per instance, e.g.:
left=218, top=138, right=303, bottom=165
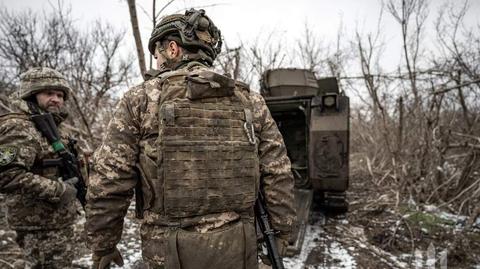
left=260, top=68, right=350, bottom=255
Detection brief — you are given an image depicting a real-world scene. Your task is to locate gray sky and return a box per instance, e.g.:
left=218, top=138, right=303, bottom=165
left=1, top=0, right=480, bottom=76
left=0, top=0, right=384, bottom=43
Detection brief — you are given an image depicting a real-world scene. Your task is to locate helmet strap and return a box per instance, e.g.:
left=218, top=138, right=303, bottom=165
left=26, top=100, right=41, bottom=115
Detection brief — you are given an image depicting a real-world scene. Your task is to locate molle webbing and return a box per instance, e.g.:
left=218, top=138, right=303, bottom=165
left=158, top=78, right=258, bottom=218
left=161, top=100, right=257, bottom=218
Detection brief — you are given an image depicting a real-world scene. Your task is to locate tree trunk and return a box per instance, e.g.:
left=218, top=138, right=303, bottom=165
left=127, top=0, right=147, bottom=78
left=150, top=0, right=156, bottom=70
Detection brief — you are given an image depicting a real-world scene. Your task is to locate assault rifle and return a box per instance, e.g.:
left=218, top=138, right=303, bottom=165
left=255, top=192, right=285, bottom=269
left=30, top=113, right=87, bottom=208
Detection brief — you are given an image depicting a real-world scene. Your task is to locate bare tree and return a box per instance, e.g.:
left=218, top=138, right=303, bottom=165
left=127, top=0, right=147, bottom=77
left=215, top=43, right=242, bottom=80
left=0, top=6, right=134, bottom=146
left=296, top=23, right=324, bottom=73
left=241, top=32, right=288, bottom=88
left=295, top=22, right=350, bottom=79
left=387, top=0, right=429, bottom=110
left=430, top=0, right=480, bottom=214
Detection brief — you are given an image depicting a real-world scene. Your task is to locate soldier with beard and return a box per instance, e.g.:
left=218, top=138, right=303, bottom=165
left=86, top=8, right=296, bottom=269
left=0, top=67, right=81, bottom=268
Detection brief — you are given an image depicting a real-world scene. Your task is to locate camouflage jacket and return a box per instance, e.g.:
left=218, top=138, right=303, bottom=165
left=86, top=62, right=296, bottom=253
left=0, top=100, right=77, bottom=230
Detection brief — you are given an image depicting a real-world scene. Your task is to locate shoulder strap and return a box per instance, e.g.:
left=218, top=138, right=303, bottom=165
left=156, top=69, right=190, bottom=87
left=144, top=68, right=170, bottom=81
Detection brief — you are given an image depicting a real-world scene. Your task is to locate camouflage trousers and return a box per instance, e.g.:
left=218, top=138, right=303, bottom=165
left=15, top=226, right=74, bottom=269
left=0, top=230, right=30, bottom=269
left=0, top=196, right=30, bottom=269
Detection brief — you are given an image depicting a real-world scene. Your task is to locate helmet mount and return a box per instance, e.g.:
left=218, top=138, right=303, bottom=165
left=148, top=9, right=222, bottom=66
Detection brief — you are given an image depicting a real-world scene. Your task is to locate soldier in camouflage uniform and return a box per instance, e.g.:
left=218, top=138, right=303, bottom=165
left=86, top=9, right=295, bottom=269
left=0, top=67, right=80, bottom=268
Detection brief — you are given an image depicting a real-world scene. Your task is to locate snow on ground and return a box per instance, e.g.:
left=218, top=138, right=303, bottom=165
left=73, top=205, right=143, bottom=268
left=71, top=203, right=478, bottom=269
left=74, top=211, right=360, bottom=269
left=422, top=205, right=468, bottom=226
left=284, top=212, right=357, bottom=269
left=284, top=223, right=323, bottom=269
left=325, top=241, right=357, bottom=269
left=116, top=217, right=142, bottom=268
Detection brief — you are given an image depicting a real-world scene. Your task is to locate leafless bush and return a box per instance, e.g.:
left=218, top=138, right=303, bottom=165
left=1, top=0, right=477, bottom=218
left=213, top=32, right=288, bottom=88
left=0, top=5, right=134, bottom=148
left=214, top=42, right=242, bottom=80
left=348, top=0, right=480, bottom=217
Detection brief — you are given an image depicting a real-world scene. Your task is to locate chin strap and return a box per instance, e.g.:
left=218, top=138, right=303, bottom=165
left=26, top=101, right=41, bottom=114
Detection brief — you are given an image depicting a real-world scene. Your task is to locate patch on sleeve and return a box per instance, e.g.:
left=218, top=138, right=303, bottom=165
left=0, top=146, right=17, bottom=166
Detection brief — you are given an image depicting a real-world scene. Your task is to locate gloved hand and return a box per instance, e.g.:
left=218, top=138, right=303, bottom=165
left=58, top=177, right=78, bottom=206
left=93, top=247, right=124, bottom=269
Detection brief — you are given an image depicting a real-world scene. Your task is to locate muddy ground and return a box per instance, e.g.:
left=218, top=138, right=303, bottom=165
left=1, top=168, right=479, bottom=268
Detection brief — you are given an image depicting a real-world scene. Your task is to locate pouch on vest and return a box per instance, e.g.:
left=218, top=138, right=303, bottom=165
left=157, top=70, right=259, bottom=218
left=165, top=220, right=258, bottom=269
left=186, top=71, right=235, bottom=100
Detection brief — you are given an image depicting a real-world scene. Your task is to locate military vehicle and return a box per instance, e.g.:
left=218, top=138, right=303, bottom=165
left=260, top=68, right=350, bottom=255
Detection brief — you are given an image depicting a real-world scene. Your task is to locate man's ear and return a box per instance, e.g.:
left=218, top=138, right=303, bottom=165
left=168, top=41, right=180, bottom=57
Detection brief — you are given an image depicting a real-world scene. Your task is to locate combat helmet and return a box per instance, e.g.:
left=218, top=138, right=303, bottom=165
left=148, top=8, right=222, bottom=66
left=19, top=67, right=71, bottom=101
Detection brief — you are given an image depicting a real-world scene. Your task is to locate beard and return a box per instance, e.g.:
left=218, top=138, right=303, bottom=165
left=44, top=104, right=61, bottom=113
left=42, top=103, right=68, bottom=122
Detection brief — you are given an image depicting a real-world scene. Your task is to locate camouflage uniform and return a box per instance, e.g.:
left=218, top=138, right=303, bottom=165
left=0, top=220, right=30, bottom=268
left=0, top=68, right=79, bottom=268
left=86, top=9, right=295, bottom=269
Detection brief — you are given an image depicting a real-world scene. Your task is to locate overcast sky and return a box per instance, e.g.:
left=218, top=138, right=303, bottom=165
left=1, top=0, right=480, bottom=76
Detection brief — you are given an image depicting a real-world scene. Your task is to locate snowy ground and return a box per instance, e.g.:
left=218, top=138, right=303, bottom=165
left=73, top=212, right=354, bottom=269
left=71, top=209, right=381, bottom=269
left=2, top=178, right=479, bottom=269
left=1, top=196, right=475, bottom=268
left=284, top=215, right=357, bottom=269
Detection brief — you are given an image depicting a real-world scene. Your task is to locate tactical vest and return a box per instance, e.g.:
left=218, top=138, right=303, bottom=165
left=156, top=69, right=259, bottom=218
left=0, top=113, right=78, bottom=230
